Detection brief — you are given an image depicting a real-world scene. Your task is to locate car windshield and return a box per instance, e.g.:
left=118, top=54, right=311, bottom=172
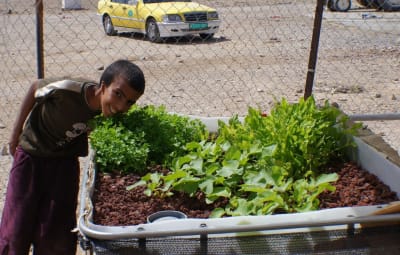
left=143, top=0, right=191, bottom=3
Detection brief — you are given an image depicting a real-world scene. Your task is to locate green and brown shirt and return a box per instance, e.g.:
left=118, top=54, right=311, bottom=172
left=19, top=78, right=101, bottom=158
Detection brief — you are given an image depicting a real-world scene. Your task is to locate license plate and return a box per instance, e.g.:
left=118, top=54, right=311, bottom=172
left=189, top=23, right=208, bottom=30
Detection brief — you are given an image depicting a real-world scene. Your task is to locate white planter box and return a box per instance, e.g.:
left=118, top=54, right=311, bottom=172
left=78, top=116, right=400, bottom=252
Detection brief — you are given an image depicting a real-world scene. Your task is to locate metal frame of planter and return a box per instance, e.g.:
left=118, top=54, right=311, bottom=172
left=77, top=117, right=400, bottom=254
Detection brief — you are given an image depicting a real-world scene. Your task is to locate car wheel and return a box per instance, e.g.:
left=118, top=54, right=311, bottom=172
left=146, top=18, right=161, bottom=43
left=376, top=0, right=400, bottom=11
left=335, top=0, right=351, bottom=11
left=327, top=0, right=337, bottom=11
left=199, top=33, right=214, bottom=40
left=103, top=15, right=116, bottom=36
left=356, top=0, right=379, bottom=8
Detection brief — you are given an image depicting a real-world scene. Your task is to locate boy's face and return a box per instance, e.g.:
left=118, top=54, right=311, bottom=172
left=100, top=75, right=142, bottom=117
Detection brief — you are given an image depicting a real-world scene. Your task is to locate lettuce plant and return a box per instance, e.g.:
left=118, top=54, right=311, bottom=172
left=129, top=97, right=361, bottom=216
left=89, top=105, right=208, bottom=173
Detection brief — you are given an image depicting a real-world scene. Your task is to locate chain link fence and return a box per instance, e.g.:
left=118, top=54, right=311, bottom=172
left=1, top=0, right=400, bottom=145
left=1, top=0, right=400, bottom=253
left=1, top=0, right=400, bottom=182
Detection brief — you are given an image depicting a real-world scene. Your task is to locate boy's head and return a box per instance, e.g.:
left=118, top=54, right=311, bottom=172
left=98, top=60, right=145, bottom=117
left=100, top=59, right=145, bottom=94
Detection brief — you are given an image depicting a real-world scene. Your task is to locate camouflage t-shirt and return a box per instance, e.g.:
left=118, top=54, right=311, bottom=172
left=19, top=78, right=101, bottom=158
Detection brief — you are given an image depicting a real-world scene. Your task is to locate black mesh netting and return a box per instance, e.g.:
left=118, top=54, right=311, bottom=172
left=85, top=226, right=400, bottom=255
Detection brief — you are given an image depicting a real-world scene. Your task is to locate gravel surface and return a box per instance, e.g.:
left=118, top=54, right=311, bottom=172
left=92, top=162, right=398, bottom=226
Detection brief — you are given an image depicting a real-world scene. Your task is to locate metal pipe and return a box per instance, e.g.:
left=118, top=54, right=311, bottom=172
left=78, top=212, right=400, bottom=240
left=349, top=113, right=400, bottom=121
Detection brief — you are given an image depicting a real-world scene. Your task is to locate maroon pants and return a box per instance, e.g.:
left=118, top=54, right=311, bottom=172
left=0, top=147, right=79, bottom=255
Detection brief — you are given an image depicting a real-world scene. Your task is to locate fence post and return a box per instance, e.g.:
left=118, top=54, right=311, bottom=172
left=304, top=0, right=325, bottom=99
left=35, top=0, right=44, bottom=79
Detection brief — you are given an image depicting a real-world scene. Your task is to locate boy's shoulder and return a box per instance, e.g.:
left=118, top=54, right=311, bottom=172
left=35, top=77, right=97, bottom=99
left=38, top=77, right=97, bottom=88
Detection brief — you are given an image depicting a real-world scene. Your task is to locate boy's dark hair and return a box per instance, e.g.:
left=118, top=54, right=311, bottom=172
left=100, top=59, right=145, bottom=94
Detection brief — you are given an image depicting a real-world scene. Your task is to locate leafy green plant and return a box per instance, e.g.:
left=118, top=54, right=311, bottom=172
left=129, top=97, right=361, bottom=216
left=245, top=97, right=359, bottom=179
left=89, top=119, right=149, bottom=174
left=89, top=105, right=208, bottom=173
left=119, top=105, right=208, bottom=164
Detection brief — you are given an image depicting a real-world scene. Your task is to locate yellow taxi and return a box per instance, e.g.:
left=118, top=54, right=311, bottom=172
left=97, top=0, right=221, bottom=42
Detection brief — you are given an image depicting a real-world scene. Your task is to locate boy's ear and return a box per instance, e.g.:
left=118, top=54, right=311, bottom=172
left=100, top=81, right=106, bottom=91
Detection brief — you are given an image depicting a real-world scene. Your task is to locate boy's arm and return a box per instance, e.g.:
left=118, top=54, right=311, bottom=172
left=8, top=80, right=39, bottom=156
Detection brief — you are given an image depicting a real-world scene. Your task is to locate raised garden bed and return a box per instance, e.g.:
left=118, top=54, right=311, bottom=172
left=78, top=99, right=400, bottom=253
left=79, top=121, right=400, bottom=243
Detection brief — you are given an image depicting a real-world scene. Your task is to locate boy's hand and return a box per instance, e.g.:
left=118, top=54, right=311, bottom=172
left=8, top=80, right=39, bottom=157
left=8, top=140, right=18, bottom=157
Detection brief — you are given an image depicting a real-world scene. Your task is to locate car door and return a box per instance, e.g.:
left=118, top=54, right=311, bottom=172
left=117, top=0, right=141, bottom=29
left=104, top=0, right=126, bottom=27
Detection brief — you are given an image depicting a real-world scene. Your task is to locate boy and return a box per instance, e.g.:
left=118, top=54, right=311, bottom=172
left=0, top=59, right=145, bottom=254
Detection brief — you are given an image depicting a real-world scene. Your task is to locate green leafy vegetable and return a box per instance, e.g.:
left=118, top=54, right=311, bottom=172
left=88, top=119, right=149, bottom=174
left=131, top=97, right=361, bottom=216
left=89, top=105, right=208, bottom=173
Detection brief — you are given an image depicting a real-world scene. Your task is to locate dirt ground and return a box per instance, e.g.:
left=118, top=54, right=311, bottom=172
left=1, top=0, right=400, bottom=254
left=1, top=0, right=400, bottom=130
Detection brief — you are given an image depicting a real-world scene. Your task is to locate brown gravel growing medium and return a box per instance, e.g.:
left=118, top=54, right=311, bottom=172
left=92, top=161, right=399, bottom=226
